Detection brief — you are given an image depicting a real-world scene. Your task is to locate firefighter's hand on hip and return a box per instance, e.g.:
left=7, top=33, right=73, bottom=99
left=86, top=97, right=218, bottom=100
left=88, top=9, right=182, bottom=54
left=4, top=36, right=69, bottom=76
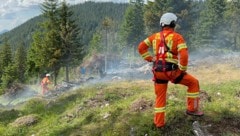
left=151, top=56, right=156, bottom=62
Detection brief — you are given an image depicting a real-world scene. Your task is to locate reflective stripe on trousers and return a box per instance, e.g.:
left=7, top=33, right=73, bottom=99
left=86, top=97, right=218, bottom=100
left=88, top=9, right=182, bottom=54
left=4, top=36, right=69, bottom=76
left=187, top=92, right=200, bottom=111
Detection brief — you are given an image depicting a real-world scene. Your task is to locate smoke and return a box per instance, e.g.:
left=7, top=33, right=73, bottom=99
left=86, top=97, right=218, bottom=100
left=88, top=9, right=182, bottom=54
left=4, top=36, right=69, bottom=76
left=0, top=86, right=38, bottom=108
left=1, top=48, right=239, bottom=109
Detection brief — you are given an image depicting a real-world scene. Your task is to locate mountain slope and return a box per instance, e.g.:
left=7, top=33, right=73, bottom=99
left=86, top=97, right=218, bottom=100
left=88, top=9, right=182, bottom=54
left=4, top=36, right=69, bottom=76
left=0, top=2, right=128, bottom=48
left=0, top=29, right=8, bottom=35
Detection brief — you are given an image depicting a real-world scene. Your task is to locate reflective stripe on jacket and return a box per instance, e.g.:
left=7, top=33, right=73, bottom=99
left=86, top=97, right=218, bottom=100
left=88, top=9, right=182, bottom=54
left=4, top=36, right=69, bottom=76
left=138, top=27, right=188, bottom=71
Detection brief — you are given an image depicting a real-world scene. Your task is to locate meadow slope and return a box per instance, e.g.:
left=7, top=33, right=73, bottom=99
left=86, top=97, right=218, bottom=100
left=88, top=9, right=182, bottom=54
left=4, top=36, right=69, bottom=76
left=0, top=53, right=240, bottom=136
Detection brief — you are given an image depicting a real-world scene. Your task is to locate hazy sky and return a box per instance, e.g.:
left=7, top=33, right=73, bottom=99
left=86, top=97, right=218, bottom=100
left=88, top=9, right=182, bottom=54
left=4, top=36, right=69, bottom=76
left=0, top=0, right=128, bottom=33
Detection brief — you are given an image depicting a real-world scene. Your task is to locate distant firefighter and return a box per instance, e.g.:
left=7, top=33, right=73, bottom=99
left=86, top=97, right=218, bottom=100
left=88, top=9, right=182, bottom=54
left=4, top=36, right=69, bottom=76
left=80, top=66, right=86, bottom=77
left=41, top=73, right=51, bottom=95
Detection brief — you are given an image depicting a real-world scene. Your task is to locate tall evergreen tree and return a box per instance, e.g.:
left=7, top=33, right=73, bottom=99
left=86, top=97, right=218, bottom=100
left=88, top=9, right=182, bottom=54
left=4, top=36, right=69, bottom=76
left=35, top=0, right=62, bottom=85
left=0, top=39, right=12, bottom=80
left=1, top=64, right=17, bottom=89
left=27, top=31, right=45, bottom=77
left=59, top=0, right=85, bottom=82
left=0, top=39, right=13, bottom=90
left=43, top=0, right=62, bottom=85
left=121, top=0, right=145, bottom=57
left=14, top=42, right=27, bottom=83
left=143, top=0, right=191, bottom=35
left=188, top=0, right=205, bottom=50
left=192, top=0, right=226, bottom=49
left=224, top=0, right=240, bottom=50
left=89, top=32, right=103, bottom=53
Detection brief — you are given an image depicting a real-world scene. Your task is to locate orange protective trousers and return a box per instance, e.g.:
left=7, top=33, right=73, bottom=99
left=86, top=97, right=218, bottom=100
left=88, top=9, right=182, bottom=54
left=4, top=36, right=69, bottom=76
left=153, top=69, right=200, bottom=127
left=41, top=84, right=49, bottom=95
left=41, top=77, right=50, bottom=95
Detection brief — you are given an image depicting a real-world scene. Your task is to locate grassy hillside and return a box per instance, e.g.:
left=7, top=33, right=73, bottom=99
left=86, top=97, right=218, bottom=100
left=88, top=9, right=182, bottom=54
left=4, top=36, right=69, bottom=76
left=0, top=58, right=240, bottom=136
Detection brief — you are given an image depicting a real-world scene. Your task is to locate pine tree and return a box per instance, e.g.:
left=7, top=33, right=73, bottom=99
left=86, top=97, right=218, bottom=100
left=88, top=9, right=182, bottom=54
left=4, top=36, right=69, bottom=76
left=0, top=39, right=14, bottom=90
left=40, top=0, right=62, bottom=85
left=224, top=0, right=240, bottom=50
left=192, top=0, right=226, bottom=49
left=0, top=39, right=12, bottom=81
left=144, top=0, right=169, bottom=34
left=187, top=0, right=205, bottom=50
left=89, top=32, right=103, bottom=53
left=1, top=64, right=17, bottom=89
left=13, top=42, right=27, bottom=83
left=27, top=31, right=45, bottom=77
left=121, top=0, right=145, bottom=57
left=59, top=0, right=85, bottom=82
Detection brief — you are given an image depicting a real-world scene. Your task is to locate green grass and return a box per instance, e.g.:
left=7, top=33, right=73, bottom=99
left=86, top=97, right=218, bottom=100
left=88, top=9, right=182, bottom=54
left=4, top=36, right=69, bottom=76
left=0, top=78, right=239, bottom=136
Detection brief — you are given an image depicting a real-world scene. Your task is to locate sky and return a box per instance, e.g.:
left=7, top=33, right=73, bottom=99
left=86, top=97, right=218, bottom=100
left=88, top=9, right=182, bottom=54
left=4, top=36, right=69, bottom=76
left=0, top=0, right=129, bottom=34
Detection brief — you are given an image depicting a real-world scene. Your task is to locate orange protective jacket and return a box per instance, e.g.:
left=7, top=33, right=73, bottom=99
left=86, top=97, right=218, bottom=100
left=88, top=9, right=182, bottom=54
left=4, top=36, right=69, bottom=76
left=41, top=77, right=50, bottom=86
left=138, top=27, right=188, bottom=71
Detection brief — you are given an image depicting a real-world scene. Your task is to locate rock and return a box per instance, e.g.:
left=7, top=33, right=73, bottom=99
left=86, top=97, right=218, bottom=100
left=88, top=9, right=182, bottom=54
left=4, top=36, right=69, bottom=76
left=10, top=114, right=39, bottom=127
left=130, top=97, right=153, bottom=112
left=103, top=112, right=111, bottom=119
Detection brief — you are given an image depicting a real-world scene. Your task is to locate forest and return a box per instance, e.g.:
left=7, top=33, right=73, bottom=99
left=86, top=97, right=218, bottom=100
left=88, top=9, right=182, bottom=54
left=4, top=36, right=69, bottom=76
left=0, top=0, right=239, bottom=94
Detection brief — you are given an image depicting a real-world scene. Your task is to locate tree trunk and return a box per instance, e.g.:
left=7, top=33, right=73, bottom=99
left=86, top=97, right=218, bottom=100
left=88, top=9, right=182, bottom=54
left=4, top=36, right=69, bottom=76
left=54, top=72, right=57, bottom=86
left=65, top=65, right=69, bottom=82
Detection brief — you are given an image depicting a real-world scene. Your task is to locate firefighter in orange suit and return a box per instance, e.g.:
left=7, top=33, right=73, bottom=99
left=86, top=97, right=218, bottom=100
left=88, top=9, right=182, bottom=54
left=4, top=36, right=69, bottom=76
left=138, top=12, right=204, bottom=128
left=41, top=73, right=51, bottom=95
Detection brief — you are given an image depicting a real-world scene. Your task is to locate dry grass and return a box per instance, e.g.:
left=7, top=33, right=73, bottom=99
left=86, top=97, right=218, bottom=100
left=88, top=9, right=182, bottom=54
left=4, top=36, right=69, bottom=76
left=189, top=62, right=240, bottom=85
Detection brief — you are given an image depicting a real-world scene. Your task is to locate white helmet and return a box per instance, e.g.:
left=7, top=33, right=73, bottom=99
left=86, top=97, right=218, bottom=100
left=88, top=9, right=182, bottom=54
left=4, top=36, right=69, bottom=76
left=46, top=74, right=50, bottom=77
left=160, top=12, right=177, bottom=27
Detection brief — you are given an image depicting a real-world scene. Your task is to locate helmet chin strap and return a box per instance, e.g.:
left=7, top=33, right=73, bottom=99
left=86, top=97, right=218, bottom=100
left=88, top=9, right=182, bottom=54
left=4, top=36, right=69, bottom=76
left=169, top=21, right=176, bottom=28
left=160, top=23, right=176, bottom=29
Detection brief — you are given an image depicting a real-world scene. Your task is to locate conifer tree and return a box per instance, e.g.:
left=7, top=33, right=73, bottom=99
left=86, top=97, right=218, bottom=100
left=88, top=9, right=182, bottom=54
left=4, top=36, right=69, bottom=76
left=144, top=0, right=191, bottom=35
left=14, top=42, right=27, bottom=83
left=28, top=0, right=62, bottom=85
left=59, top=0, right=84, bottom=82
left=27, top=31, right=45, bottom=77
left=1, top=64, right=17, bottom=89
left=42, top=0, right=62, bottom=85
left=121, top=0, right=145, bottom=57
left=192, top=0, right=226, bottom=49
left=224, top=0, right=240, bottom=50
left=0, top=39, right=12, bottom=81
left=0, top=39, right=13, bottom=90
left=89, top=32, right=103, bottom=53
left=187, top=0, right=205, bottom=50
